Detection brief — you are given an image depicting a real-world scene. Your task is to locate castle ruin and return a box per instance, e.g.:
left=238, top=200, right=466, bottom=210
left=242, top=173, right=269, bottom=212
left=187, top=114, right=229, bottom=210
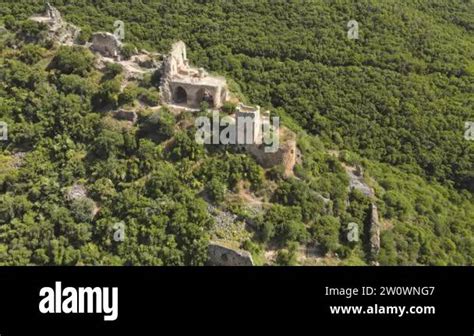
left=160, top=41, right=228, bottom=109
left=28, top=6, right=297, bottom=176
left=235, top=103, right=270, bottom=145
left=90, top=32, right=123, bottom=59
left=29, top=2, right=80, bottom=45
left=233, top=103, right=296, bottom=176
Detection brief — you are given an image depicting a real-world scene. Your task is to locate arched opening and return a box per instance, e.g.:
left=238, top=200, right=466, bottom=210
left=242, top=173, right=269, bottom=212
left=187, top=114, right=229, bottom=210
left=174, top=86, right=187, bottom=104
left=196, top=88, right=214, bottom=108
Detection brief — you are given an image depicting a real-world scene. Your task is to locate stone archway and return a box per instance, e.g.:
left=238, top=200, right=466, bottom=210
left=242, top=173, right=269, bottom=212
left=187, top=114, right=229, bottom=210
left=173, top=86, right=187, bottom=104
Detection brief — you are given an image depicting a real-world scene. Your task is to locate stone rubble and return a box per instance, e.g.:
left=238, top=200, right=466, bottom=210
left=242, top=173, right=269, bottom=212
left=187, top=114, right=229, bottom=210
left=208, top=241, right=254, bottom=266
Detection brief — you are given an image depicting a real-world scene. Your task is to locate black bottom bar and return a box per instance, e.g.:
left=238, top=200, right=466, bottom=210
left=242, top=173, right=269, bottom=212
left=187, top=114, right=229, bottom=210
left=0, top=267, right=472, bottom=335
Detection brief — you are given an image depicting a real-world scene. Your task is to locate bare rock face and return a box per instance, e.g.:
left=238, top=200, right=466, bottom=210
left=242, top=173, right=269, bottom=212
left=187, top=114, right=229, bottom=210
left=12, top=152, right=27, bottom=168
left=346, top=166, right=374, bottom=198
left=45, top=2, right=62, bottom=26
left=90, top=32, right=122, bottom=59
left=369, top=203, right=381, bottom=257
left=65, top=184, right=99, bottom=218
left=208, top=242, right=254, bottom=266
left=65, top=184, right=88, bottom=201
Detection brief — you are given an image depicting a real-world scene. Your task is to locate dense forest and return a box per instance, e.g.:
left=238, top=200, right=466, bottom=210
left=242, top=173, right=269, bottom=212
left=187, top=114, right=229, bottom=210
left=0, top=0, right=473, bottom=265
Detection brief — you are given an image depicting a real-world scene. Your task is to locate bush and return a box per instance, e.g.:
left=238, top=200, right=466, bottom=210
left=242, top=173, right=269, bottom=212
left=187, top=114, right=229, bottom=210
left=4, top=15, right=16, bottom=30
left=118, top=85, right=137, bottom=106
left=276, top=242, right=298, bottom=265
left=168, top=131, right=204, bottom=161
left=93, top=78, right=121, bottom=108
left=77, top=26, right=92, bottom=45
left=17, top=20, right=47, bottom=42
left=70, top=198, right=96, bottom=222
left=58, top=74, right=92, bottom=96
left=207, top=178, right=227, bottom=203
left=138, top=88, right=160, bottom=106
left=51, top=46, right=94, bottom=76
left=19, top=44, right=43, bottom=65
left=104, top=62, right=123, bottom=78
left=221, top=101, right=237, bottom=114
left=121, top=43, right=136, bottom=60
left=310, top=215, right=340, bottom=254
left=258, top=205, right=307, bottom=244
left=140, top=107, right=175, bottom=142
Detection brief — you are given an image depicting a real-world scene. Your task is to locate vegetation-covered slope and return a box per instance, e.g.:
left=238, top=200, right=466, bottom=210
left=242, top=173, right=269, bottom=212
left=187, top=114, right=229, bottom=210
left=0, top=0, right=473, bottom=265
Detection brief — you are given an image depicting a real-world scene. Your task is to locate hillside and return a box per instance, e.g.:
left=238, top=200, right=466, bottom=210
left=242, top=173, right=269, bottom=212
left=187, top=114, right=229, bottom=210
left=0, top=0, right=473, bottom=266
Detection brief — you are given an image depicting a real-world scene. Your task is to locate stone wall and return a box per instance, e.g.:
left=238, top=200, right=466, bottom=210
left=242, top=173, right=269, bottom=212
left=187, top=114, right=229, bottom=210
left=169, top=82, right=224, bottom=108
left=29, top=3, right=80, bottom=45
left=208, top=242, right=254, bottom=266
left=369, top=203, right=381, bottom=257
left=91, top=32, right=122, bottom=58
left=235, top=103, right=263, bottom=144
left=160, top=41, right=187, bottom=103
left=246, top=137, right=296, bottom=176
left=160, top=41, right=228, bottom=108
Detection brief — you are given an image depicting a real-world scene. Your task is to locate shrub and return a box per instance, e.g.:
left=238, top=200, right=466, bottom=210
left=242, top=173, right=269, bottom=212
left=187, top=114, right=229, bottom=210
left=70, top=198, right=96, bottom=222
left=51, top=46, right=94, bottom=76
left=121, top=43, right=136, bottom=60
left=104, top=62, right=123, bottom=78
left=207, top=178, right=227, bottom=203
left=221, top=101, right=237, bottom=114
left=19, top=44, right=43, bottom=65
left=77, top=26, right=92, bottom=45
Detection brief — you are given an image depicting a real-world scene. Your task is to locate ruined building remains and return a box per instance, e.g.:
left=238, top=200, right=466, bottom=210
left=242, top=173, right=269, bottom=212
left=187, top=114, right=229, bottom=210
left=160, top=41, right=228, bottom=108
left=235, top=103, right=270, bottom=145
left=30, top=2, right=63, bottom=30
left=369, top=203, right=381, bottom=257
left=90, top=32, right=122, bottom=59
left=235, top=103, right=296, bottom=176
left=246, top=130, right=297, bottom=176
left=347, top=165, right=374, bottom=198
left=29, top=2, right=80, bottom=45
left=208, top=242, right=254, bottom=266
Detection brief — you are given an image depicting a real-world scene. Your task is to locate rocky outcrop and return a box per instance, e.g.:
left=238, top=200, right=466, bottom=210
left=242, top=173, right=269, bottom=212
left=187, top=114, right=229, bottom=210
left=29, top=3, right=80, bottom=45
left=346, top=164, right=374, bottom=197
left=208, top=242, right=254, bottom=266
left=65, top=184, right=88, bottom=201
left=65, top=184, right=99, bottom=218
left=208, top=205, right=238, bottom=232
left=11, top=152, right=27, bottom=168
left=369, top=203, right=381, bottom=257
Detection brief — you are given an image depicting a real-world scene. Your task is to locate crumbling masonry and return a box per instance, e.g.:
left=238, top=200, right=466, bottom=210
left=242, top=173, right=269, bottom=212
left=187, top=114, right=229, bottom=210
left=160, top=41, right=228, bottom=109
left=29, top=2, right=80, bottom=45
